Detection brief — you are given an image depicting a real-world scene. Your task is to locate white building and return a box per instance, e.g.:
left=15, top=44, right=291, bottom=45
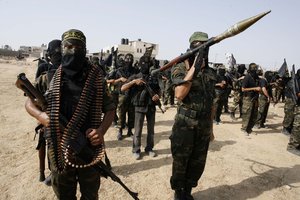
left=93, top=38, right=159, bottom=62
left=19, top=44, right=47, bottom=58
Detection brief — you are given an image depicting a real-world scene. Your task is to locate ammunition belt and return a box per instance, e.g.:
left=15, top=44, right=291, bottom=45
left=46, top=65, right=105, bottom=172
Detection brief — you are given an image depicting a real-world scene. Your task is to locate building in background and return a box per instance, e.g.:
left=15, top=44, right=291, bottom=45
left=89, top=38, right=159, bottom=62
left=19, top=44, right=47, bottom=58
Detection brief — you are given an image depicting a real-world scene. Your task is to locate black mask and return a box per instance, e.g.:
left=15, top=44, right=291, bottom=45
left=62, top=46, right=86, bottom=78
left=249, top=70, right=258, bottom=79
left=50, top=52, right=62, bottom=68
left=296, top=69, right=300, bottom=79
left=237, top=65, right=246, bottom=75
left=140, top=64, right=149, bottom=74
left=139, top=56, right=150, bottom=74
left=218, top=69, right=226, bottom=76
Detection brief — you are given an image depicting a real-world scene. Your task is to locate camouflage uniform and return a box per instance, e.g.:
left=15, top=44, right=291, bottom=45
left=170, top=62, right=216, bottom=190
left=282, top=80, right=296, bottom=132
left=288, top=106, right=300, bottom=149
left=213, top=68, right=228, bottom=123
left=287, top=77, right=300, bottom=151
left=230, top=75, right=244, bottom=119
left=282, top=97, right=295, bottom=131
left=107, top=69, right=120, bottom=125
left=256, top=77, right=271, bottom=127
left=115, top=65, right=138, bottom=131
left=163, top=68, right=175, bottom=106
left=241, top=69, right=260, bottom=134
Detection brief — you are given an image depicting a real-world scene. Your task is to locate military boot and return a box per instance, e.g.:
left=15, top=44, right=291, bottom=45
left=117, top=128, right=123, bottom=140
left=184, top=187, right=194, bottom=200
left=43, top=174, right=52, bottom=186
left=39, top=171, right=46, bottom=182
left=127, top=128, right=133, bottom=137
left=174, top=189, right=185, bottom=200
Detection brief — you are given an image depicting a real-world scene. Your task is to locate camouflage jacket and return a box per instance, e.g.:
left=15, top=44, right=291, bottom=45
left=171, top=62, right=217, bottom=112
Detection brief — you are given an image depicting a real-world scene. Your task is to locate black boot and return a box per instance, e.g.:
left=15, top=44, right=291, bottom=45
left=174, top=189, right=185, bottom=200
left=117, top=128, right=123, bottom=140
left=43, top=174, right=52, bottom=186
left=39, top=171, right=45, bottom=182
left=127, top=128, right=133, bottom=137
left=184, top=187, right=194, bottom=200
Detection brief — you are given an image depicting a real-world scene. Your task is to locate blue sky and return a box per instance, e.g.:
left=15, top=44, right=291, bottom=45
left=0, top=0, right=299, bottom=70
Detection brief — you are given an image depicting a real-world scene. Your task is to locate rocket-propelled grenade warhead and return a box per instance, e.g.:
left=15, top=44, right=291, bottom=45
left=151, top=10, right=271, bottom=76
left=214, top=10, right=271, bottom=43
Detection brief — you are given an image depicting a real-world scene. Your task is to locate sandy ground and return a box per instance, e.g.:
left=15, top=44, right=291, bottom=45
left=0, top=58, right=300, bottom=200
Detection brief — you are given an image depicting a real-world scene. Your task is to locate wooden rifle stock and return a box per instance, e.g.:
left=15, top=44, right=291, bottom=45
left=15, top=73, right=47, bottom=111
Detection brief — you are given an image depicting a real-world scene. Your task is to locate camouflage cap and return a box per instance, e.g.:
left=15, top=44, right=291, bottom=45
left=189, top=31, right=208, bottom=43
left=61, top=29, right=86, bottom=46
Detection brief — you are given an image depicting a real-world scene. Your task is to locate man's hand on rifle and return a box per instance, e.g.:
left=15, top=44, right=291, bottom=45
left=37, top=112, right=50, bottom=127
left=134, top=78, right=145, bottom=86
left=86, top=128, right=104, bottom=146
left=152, top=94, right=160, bottom=102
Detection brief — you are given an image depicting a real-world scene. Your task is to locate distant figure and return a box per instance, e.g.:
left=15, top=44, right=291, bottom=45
left=256, top=68, right=272, bottom=128
left=241, top=63, right=261, bottom=136
left=225, top=52, right=236, bottom=70
left=34, top=39, right=62, bottom=186
left=287, top=68, right=300, bottom=155
left=121, top=55, right=160, bottom=160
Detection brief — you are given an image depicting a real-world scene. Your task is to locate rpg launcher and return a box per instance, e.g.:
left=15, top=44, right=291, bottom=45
left=151, top=10, right=271, bottom=75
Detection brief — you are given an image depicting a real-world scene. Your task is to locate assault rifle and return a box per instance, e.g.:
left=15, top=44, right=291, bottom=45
left=15, top=73, right=139, bottom=200
left=144, top=81, right=165, bottom=113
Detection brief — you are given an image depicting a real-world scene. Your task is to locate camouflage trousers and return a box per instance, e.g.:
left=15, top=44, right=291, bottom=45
left=272, top=87, right=284, bottom=103
left=170, top=111, right=211, bottom=190
left=288, top=106, right=300, bottom=148
left=213, top=94, right=227, bottom=122
left=112, top=93, right=119, bottom=123
left=51, top=167, right=100, bottom=200
left=163, top=80, right=174, bottom=105
left=256, top=95, right=270, bottom=126
left=283, top=97, right=296, bottom=129
left=230, top=90, right=243, bottom=115
left=117, top=94, right=135, bottom=129
left=241, top=96, right=258, bottom=133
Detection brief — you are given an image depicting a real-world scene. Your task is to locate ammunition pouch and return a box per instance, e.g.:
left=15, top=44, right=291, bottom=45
left=178, top=106, right=210, bottom=119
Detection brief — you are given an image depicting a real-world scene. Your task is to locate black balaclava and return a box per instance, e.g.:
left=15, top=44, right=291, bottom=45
left=237, top=64, right=246, bottom=75
left=188, top=41, right=209, bottom=68
left=296, top=69, right=300, bottom=79
left=47, top=39, right=62, bottom=68
left=124, top=53, right=134, bottom=69
left=218, top=67, right=226, bottom=76
left=139, top=55, right=151, bottom=75
left=91, top=56, right=100, bottom=66
left=61, top=29, right=87, bottom=79
left=248, top=63, right=258, bottom=79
